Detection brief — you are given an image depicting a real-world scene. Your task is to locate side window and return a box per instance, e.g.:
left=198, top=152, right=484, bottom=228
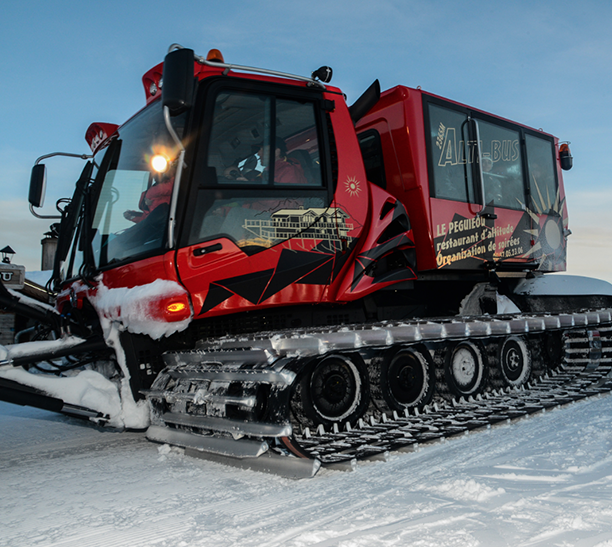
left=275, top=99, right=321, bottom=186
left=428, top=104, right=475, bottom=202
left=477, top=120, right=523, bottom=209
left=207, top=92, right=270, bottom=184
left=525, top=134, right=558, bottom=211
left=189, top=88, right=328, bottom=253
left=357, top=130, right=386, bottom=189
left=206, top=91, right=322, bottom=186
left=428, top=103, right=525, bottom=209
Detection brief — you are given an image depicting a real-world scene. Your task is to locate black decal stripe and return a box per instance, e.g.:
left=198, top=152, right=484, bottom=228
left=200, top=285, right=235, bottom=315
left=260, top=250, right=334, bottom=303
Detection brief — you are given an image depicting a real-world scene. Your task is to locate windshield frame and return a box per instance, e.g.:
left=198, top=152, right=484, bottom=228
left=81, top=99, right=188, bottom=272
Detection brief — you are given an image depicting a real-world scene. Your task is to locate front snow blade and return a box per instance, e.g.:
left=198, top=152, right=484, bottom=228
left=146, top=425, right=321, bottom=479
left=185, top=448, right=321, bottom=480
left=0, top=377, right=109, bottom=421
left=146, top=424, right=269, bottom=458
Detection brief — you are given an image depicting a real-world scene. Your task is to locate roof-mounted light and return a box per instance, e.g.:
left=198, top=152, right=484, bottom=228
left=85, top=122, right=119, bottom=153
left=206, top=49, right=225, bottom=63
left=312, top=66, right=333, bottom=84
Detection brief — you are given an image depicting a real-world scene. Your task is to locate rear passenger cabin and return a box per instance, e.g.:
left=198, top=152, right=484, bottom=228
left=357, top=86, right=567, bottom=274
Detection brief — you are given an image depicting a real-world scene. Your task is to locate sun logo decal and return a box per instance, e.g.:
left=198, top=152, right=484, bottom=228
left=518, top=177, right=567, bottom=271
left=345, top=176, right=361, bottom=197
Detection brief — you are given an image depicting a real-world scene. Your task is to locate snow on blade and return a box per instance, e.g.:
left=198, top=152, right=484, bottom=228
left=0, top=367, right=123, bottom=426
left=91, top=278, right=191, bottom=340
left=0, top=335, right=85, bottom=363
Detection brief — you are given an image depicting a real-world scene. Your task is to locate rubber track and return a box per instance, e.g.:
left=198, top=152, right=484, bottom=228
left=294, top=361, right=612, bottom=467
left=148, top=310, right=612, bottom=469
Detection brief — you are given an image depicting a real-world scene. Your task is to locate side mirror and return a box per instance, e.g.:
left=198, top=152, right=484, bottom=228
left=162, top=48, right=195, bottom=114
left=29, top=163, right=47, bottom=208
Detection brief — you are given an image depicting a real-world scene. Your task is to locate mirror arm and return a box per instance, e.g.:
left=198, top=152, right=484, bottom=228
left=29, top=152, right=93, bottom=219
left=34, top=152, right=92, bottom=165
left=29, top=203, right=61, bottom=220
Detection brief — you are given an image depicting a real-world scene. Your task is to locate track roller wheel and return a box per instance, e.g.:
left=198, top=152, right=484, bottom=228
left=498, top=336, right=531, bottom=387
left=380, top=347, right=434, bottom=411
left=300, top=354, right=370, bottom=427
left=444, top=341, right=486, bottom=397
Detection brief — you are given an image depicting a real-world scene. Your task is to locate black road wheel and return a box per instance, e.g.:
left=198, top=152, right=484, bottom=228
left=444, top=341, right=485, bottom=397
left=380, top=347, right=434, bottom=411
left=499, top=336, right=531, bottom=387
left=300, top=354, right=370, bottom=426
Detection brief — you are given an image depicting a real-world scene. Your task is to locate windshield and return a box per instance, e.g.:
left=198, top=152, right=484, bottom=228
left=88, top=101, right=185, bottom=267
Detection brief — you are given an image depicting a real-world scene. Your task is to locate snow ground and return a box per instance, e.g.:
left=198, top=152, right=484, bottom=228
left=2, top=395, right=612, bottom=547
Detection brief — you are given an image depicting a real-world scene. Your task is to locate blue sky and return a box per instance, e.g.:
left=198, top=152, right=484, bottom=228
left=2, top=0, right=612, bottom=280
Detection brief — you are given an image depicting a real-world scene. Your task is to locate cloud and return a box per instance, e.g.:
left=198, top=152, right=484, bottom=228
left=562, top=189, right=612, bottom=284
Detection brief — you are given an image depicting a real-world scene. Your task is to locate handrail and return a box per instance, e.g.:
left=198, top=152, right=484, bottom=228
left=167, top=43, right=326, bottom=89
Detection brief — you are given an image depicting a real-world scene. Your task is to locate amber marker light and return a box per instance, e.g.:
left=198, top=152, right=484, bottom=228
left=151, top=154, right=169, bottom=173
left=206, top=49, right=225, bottom=63
left=159, top=296, right=192, bottom=322
left=559, top=142, right=573, bottom=171
left=167, top=302, right=187, bottom=314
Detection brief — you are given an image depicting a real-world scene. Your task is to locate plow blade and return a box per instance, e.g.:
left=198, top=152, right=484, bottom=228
left=146, top=424, right=320, bottom=479
left=0, top=376, right=109, bottom=420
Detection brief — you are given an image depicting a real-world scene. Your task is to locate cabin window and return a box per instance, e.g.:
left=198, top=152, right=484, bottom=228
left=188, top=87, right=330, bottom=252
left=525, top=134, right=559, bottom=212
left=357, top=130, right=386, bottom=189
left=478, top=120, right=523, bottom=209
left=205, top=91, right=322, bottom=186
left=428, top=104, right=476, bottom=203
left=427, top=102, right=530, bottom=211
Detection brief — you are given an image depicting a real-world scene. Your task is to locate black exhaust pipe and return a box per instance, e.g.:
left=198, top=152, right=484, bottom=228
left=348, top=79, right=381, bottom=125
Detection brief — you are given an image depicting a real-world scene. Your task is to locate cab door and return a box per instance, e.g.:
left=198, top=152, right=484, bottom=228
left=176, top=82, right=339, bottom=319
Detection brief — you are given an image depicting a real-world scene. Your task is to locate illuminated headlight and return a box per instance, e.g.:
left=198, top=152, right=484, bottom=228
left=151, top=154, right=169, bottom=173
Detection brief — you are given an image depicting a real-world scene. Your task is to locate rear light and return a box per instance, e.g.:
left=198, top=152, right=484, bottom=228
left=559, top=142, right=573, bottom=171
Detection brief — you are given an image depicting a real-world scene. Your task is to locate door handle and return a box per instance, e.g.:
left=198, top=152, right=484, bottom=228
left=193, top=243, right=222, bottom=257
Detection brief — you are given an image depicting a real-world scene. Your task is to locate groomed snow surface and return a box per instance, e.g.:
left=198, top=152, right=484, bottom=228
left=2, top=395, right=612, bottom=547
